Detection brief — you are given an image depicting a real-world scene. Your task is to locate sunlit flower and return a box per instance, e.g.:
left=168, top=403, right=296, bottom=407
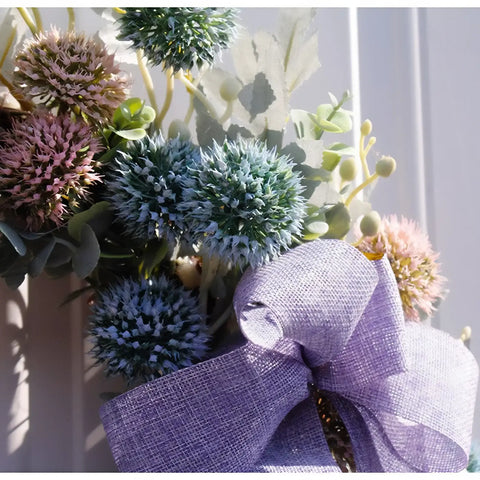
left=13, top=28, right=129, bottom=124
left=0, top=111, right=101, bottom=231
left=356, top=214, right=447, bottom=321
left=116, top=7, right=238, bottom=72
left=181, top=138, right=307, bottom=269
left=89, top=274, right=209, bottom=384
left=106, top=134, right=201, bottom=245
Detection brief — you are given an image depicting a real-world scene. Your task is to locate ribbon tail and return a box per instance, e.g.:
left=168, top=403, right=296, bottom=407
left=256, top=397, right=341, bottom=472
left=100, top=342, right=316, bottom=472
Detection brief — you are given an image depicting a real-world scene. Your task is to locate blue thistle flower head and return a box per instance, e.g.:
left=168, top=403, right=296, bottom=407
left=116, top=7, right=238, bottom=72
left=106, top=134, right=201, bottom=245
left=181, top=138, right=307, bottom=269
left=89, top=274, right=209, bottom=384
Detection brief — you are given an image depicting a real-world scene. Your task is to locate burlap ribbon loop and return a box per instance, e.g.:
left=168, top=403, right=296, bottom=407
left=100, top=239, right=478, bottom=473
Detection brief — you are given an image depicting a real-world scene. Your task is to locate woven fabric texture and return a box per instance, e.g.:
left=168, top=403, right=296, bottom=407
left=100, top=239, right=478, bottom=472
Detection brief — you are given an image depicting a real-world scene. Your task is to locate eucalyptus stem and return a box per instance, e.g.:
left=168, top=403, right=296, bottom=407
left=344, top=172, right=379, bottom=208
left=136, top=49, right=160, bottom=128
left=31, top=8, right=43, bottom=32
left=176, top=70, right=219, bottom=120
left=155, top=66, right=174, bottom=131
left=0, top=26, right=16, bottom=70
left=17, top=8, right=38, bottom=36
left=67, top=8, right=75, bottom=32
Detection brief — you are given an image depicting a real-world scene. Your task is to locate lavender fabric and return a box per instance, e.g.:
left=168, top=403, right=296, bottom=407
left=99, top=239, right=479, bottom=472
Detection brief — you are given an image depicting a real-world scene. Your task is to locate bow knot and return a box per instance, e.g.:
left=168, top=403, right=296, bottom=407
left=100, top=239, right=478, bottom=473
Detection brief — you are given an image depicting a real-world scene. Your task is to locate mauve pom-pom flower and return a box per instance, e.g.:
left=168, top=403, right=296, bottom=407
left=356, top=214, right=447, bottom=321
left=13, top=28, right=129, bottom=124
left=0, top=111, right=102, bottom=231
left=89, top=274, right=209, bottom=384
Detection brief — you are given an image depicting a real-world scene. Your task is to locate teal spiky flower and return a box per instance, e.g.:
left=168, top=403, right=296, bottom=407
left=106, top=134, right=201, bottom=245
left=116, top=7, right=238, bottom=72
left=181, top=139, right=307, bottom=269
left=89, top=275, right=209, bottom=384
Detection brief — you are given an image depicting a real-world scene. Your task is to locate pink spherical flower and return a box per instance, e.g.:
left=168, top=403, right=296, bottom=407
left=356, top=214, right=447, bottom=322
left=0, top=111, right=102, bottom=231
left=13, top=28, right=129, bottom=125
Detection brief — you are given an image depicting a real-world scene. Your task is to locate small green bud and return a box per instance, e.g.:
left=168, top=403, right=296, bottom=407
left=360, top=119, right=372, bottom=136
left=219, top=77, right=242, bottom=102
left=168, top=119, right=191, bottom=141
left=375, top=155, right=397, bottom=177
left=339, top=157, right=358, bottom=182
left=360, top=210, right=381, bottom=237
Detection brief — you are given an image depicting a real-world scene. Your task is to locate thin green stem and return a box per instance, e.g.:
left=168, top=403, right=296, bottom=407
left=198, top=253, right=220, bottom=316
left=155, top=66, right=174, bottom=131
left=31, top=8, right=43, bottom=32
left=67, top=8, right=75, bottom=32
left=0, top=26, right=16, bottom=70
left=219, top=100, right=233, bottom=124
left=208, top=304, right=233, bottom=335
left=359, top=135, right=376, bottom=178
left=184, top=94, right=195, bottom=124
left=176, top=71, right=219, bottom=120
left=344, top=172, right=379, bottom=208
left=136, top=50, right=160, bottom=128
left=17, top=8, right=38, bottom=36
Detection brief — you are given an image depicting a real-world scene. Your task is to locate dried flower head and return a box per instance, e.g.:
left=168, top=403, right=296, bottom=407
left=0, top=111, right=101, bottom=231
left=13, top=28, right=129, bottom=124
left=356, top=214, right=447, bottom=321
left=181, top=138, right=307, bottom=269
left=89, top=274, right=209, bottom=383
left=116, top=7, right=238, bottom=72
left=106, top=134, right=201, bottom=245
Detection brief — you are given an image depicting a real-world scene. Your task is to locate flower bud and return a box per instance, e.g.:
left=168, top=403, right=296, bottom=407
left=360, top=210, right=381, bottom=237
left=360, top=119, right=372, bottom=136
left=339, top=157, right=357, bottom=182
left=168, top=119, right=191, bottom=141
left=219, top=77, right=242, bottom=102
left=375, top=155, right=396, bottom=177
left=175, top=256, right=202, bottom=289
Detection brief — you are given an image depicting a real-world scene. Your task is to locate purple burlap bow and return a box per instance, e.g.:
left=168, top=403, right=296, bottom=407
left=99, top=239, right=478, bottom=472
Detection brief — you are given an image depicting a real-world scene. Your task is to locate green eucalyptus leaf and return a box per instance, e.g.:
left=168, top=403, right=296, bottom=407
left=323, top=203, right=351, bottom=239
left=114, top=128, right=147, bottom=141
left=321, top=151, right=342, bottom=172
left=316, top=105, right=352, bottom=133
left=139, top=239, right=169, bottom=278
left=71, top=224, right=100, bottom=279
left=45, top=241, right=73, bottom=268
left=139, top=105, right=156, bottom=124
left=0, top=222, right=27, bottom=256
left=68, top=201, right=111, bottom=242
left=29, top=236, right=56, bottom=277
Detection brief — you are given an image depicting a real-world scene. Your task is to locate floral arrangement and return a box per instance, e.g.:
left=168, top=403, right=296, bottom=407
left=0, top=7, right=476, bottom=473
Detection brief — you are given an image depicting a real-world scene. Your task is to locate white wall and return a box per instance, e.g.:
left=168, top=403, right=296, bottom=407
left=0, top=6, right=478, bottom=471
